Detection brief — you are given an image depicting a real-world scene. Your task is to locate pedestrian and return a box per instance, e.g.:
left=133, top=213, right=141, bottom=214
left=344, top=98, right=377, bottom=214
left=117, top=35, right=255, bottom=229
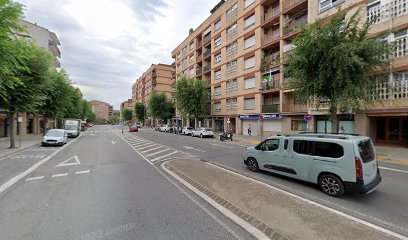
left=248, top=124, right=252, bottom=136
left=339, top=126, right=345, bottom=134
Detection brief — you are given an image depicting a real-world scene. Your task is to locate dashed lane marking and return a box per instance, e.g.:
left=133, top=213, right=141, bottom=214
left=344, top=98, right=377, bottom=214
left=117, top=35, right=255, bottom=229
left=141, top=146, right=162, bottom=153
left=25, top=176, right=45, bottom=181
left=146, top=149, right=170, bottom=157
left=151, top=151, right=178, bottom=162
left=51, top=173, right=68, bottom=178
left=75, top=170, right=90, bottom=175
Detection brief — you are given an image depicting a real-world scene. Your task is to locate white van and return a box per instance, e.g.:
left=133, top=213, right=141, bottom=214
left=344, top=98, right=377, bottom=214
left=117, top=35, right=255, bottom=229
left=243, top=134, right=382, bottom=197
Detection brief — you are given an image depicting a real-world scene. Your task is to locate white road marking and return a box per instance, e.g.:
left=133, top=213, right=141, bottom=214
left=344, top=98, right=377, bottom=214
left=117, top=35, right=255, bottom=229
left=183, top=146, right=206, bottom=152
left=211, top=143, right=234, bottom=149
left=110, top=140, right=117, bottom=145
left=75, top=170, right=90, bottom=175
left=379, top=166, right=408, bottom=174
left=135, top=142, right=154, bottom=147
left=25, top=176, right=45, bottom=181
left=51, top=173, right=68, bottom=178
left=138, top=144, right=157, bottom=150
left=128, top=139, right=148, bottom=144
left=141, top=146, right=162, bottom=153
left=0, top=135, right=82, bottom=195
left=146, top=149, right=170, bottom=157
left=151, top=151, right=178, bottom=162
left=56, top=155, right=80, bottom=167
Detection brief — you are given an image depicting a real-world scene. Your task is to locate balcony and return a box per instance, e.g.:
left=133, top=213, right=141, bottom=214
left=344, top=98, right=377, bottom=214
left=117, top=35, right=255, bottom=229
left=204, top=49, right=211, bottom=59
left=226, top=28, right=238, bottom=41
left=262, top=104, right=280, bottom=113
left=262, top=5, right=280, bottom=27
left=203, top=34, right=211, bottom=46
left=367, top=0, right=408, bottom=25
left=283, top=0, right=307, bottom=14
left=196, top=67, right=203, bottom=76
left=371, top=79, right=408, bottom=101
left=261, top=53, right=280, bottom=71
left=282, top=50, right=293, bottom=63
left=393, top=35, right=408, bottom=58
left=226, top=8, right=238, bottom=24
left=262, top=30, right=280, bottom=48
left=261, top=80, right=280, bottom=91
left=204, top=65, right=211, bottom=73
left=196, top=40, right=202, bottom=49
left=283, top=14, right=307, bottom=36
left=196, top=54, right=203, bottom=63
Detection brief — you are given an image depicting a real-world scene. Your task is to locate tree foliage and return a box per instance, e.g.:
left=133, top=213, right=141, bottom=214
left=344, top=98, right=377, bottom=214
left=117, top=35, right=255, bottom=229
left=286, top=11, right=389, bottom=132
left=122, top=108, right=133, bottom=121
left=148, top=92, right=174, bottom=121
left=134, top=102, right=145, bottom=123
left=175, top=76, right=210, bottom=119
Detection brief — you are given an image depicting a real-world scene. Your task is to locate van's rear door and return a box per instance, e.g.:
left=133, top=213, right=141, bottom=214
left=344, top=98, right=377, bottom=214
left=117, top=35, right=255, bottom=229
left=356, top=139, right=378, bottom=185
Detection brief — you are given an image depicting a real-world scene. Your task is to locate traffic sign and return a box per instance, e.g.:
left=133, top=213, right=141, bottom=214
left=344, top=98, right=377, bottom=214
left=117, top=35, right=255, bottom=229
left=304, top=114, right=313, bottom=122
left=258, top=115, right=264, bottom=121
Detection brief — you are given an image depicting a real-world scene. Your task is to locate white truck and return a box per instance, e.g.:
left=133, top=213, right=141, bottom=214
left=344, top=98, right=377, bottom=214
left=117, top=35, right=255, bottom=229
left=64, top=119, right=81, bottom=138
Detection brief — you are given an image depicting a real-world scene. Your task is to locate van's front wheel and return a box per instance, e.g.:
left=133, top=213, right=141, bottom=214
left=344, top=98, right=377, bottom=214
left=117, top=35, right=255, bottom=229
left=319, top=174, right=345, bottom=197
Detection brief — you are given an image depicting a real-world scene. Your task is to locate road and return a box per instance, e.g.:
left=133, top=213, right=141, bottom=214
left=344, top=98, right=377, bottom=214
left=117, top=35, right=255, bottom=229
left=132, top=126, right=408, bottom=237
left=0, top=125, right=255, bottom=240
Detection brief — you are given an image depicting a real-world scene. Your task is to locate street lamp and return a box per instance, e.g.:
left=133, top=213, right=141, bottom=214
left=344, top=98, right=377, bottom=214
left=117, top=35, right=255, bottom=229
left=259, top=86, right=265, bottom=142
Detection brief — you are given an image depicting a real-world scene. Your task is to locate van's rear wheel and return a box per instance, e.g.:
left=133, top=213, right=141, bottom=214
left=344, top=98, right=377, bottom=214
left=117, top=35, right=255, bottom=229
left=247, top=158, right=259, bottom=172
left=319, top=174, right=345, bottom=197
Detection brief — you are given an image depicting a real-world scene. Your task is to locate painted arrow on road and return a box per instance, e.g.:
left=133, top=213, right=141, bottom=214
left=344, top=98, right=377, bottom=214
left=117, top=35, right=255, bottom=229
left=183, top=146, right=206, bottom=152
left=110, top=140, right=117, bottom=145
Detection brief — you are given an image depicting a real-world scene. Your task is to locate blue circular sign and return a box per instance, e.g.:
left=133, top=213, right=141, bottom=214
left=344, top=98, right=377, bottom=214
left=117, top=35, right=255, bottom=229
left=304, top=114, right=313, bottom=122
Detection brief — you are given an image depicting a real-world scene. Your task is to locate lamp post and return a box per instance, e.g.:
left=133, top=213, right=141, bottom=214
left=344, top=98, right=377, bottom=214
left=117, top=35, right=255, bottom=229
left=259, top=85, right=265, bottom=142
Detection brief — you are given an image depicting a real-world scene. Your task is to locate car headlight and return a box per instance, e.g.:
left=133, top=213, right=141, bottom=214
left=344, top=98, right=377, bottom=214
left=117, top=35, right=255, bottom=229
left=58, top=138, right=64, bottom=142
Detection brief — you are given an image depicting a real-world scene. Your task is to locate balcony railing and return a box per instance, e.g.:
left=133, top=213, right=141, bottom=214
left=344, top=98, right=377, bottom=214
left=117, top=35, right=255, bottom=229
left=196, top=40, right=202, bottom=49
left=261, top=53, right=280, bottom=70
left=226, top=28, right=238, bottom=41
left=204, top=49, right=211, bottom=58
left=261, top=80, right=280, bottom=91
left=196, top=67, right=203, bottom=75
left=283, top=0, right=306, bottom=12
left=204, top=65, right=211, bottom=73
left=226, top=9, right=238, bottom=24
left=262, top=104, right=280, bottom=113
left=262, top=30, right=280, bottom=46
left=371, top=79, right=408, bottom=101
left=283, top=15, right=307, bottom=36
left=282, top=50, right=293, bottom=63
left=196, top=54, right=203, bottom=62
left=263, top=5, right=280, bottom=23
left=226, top=104, right=238, bottom=112
left=226, top=66, right=238, bottom=77
left=367, top=0, right=408, bottom=25
left=393, top=35, right=408, bottom=58
left=203, top=34, right=212, bottom=45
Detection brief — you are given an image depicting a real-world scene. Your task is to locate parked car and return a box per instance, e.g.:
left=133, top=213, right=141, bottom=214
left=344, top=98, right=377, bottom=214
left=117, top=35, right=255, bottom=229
left=42, top=129, right=68, bottom=146
left=136, top=123, right=142, bottom=128
left=191, top=128, right=214, bottom=138
left=243, top=134, right=382, bottom=197
left=160, top=125, right=171, bottom=132
left=129, top=124, right=139, bottom=132
left=181, top=127, right=193, bottom=136
left=155, top=125, right=162, bottom=131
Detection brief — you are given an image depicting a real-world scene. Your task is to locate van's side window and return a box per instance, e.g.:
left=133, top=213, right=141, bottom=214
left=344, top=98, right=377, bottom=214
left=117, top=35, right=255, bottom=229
left=284, top=140, right=288, bottom=150
left=264, top=139, right=280, bottom=151
left=314, top=142, right=344, bottom=158
left=293, top=140, right=312, bottom=155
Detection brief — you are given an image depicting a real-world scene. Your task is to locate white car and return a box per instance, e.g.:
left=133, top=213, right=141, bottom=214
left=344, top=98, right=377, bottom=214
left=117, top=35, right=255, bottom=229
left=42, top=129, right=68, bottom=146
left=191, top=128, right=214, bottom=138
left=181, top=127, right=193, bottom=136
left=160, top=125, right=171, bottom=132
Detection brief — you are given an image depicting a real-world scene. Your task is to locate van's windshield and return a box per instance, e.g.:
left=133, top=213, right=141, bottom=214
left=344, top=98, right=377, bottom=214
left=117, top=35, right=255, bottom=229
left=358, top=140, right=375, bottom=163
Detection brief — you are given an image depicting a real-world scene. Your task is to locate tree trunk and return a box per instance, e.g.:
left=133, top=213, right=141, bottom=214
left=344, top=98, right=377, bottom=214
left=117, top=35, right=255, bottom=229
left=330, top=106, right=338, bottom=134
left=195, top=118, right=198, bottom=129
left=9, top=112, right=16, bottom=149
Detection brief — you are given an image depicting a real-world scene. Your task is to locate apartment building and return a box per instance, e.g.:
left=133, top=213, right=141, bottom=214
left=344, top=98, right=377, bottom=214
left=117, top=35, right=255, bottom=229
left=89, top=100, right=113, bottom=119
left=171, top=0, right=309, bottom=135
left=120, top=99, right=134, bottom=119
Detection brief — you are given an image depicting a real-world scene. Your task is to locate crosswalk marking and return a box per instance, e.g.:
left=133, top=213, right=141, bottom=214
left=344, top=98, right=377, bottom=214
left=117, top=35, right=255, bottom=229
left=134, top=142, right=154, bottom=147
left=151, top=151, right=178, bottom=162
left=138, top=144, right=157, bottom=150
left=146, top=149, right=170, bottom=157
left=141, top=146, right=162, bottom=153
left=129, top=139, right=148, bottom=144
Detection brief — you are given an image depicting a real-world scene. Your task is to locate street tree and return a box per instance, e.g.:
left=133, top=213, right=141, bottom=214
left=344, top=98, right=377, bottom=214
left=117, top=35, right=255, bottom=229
left=134, top=102, right=146, bottom=124
left=122, top=108, right=133, bottom=122
left=286, top=11, right=389, bottom=133
left=175, top=76, right=210, bottom=125
left=148, top=92, right=174, bottom=122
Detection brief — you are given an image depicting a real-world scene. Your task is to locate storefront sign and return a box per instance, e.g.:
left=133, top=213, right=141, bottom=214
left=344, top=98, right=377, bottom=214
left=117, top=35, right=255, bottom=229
left=263, top=114, right=280, bottom=119
left=239, top=115, right=260, bottom=120
left=239, top=114, right=280, bottom=120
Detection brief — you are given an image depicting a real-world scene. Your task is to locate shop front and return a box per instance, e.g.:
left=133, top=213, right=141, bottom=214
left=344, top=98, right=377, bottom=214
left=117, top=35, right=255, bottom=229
left=373, top=116, right=408, bottom=145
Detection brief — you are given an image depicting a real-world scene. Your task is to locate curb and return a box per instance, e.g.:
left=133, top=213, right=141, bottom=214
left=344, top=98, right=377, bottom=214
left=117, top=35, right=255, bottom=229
left=0, top=143, right=41, bottom=162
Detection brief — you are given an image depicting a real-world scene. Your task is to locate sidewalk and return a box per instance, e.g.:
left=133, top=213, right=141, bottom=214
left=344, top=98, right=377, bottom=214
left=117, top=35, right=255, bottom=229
left=163, top=159, right=400, bottom=240
left=0, top=134, right=43, bottom=159
left=232, top=134, right=408, bottom=165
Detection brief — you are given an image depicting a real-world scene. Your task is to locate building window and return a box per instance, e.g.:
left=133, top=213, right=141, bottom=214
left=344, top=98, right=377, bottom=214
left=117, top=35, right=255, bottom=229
left=226, top=98, right=238, bottom=111
left=215, top=20, right=221, bottom=31
left=189, top=68, right=195, bottom=77
left=226, top=79, right=238, bottom=93
left=319, top=0, right=344, bottom=12
left=245, top=0, right=255, bottom=8
left=244, top=98, right=255, bottom=110
left=214, top=103, right=222, bottom=112
left=215, top=70, right=222, bottom=81
left=215, top=37, right=222, bottom=47
left=226, top=41, right=238, bottom=58
left=244, top=34, right=255, bottom=49
left=226, top=23, right=238, bottom=38
left=190, top=42, right=195, bottom=51
left=214, top=86, right=221, bottom=96
left=215, top=53, right=222, bottom=64
left=190, top=56, right=194, bottom=64
left=244, top=14, right=256, bottom=29
left=291, top=120, right=307, bottom=131
left=244, top=77, right=256, bottom=89
left=226, top=3, right=238, bottom=21
left=244, top=56, right=256, bottom=69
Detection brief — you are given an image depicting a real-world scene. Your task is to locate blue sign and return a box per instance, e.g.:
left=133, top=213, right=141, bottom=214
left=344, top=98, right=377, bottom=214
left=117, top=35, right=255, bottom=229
left=304, top=114, right=313, bottom=122
left=263, top=114, right=280, bottom=119
left=239, top=114, right=280, bottom=120
left=239, top=115, right=259, bottom=120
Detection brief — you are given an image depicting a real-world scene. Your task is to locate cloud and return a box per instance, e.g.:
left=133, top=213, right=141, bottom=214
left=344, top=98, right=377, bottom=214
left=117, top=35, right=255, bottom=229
left=18, top=0, right=219, bottom=109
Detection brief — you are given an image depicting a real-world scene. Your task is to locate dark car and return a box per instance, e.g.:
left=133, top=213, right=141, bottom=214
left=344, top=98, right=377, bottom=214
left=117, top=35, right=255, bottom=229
left=129, top=124, right=139, bottom=132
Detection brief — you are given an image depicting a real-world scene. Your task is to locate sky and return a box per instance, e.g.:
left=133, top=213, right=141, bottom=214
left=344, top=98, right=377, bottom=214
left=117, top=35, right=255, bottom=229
left=18, top=0, right=219, bottom=109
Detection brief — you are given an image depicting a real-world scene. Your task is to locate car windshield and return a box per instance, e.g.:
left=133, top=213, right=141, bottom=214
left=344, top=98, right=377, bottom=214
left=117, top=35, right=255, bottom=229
left=64, top=125, right=77, bottom=130
left=45, top=130, right=64, bottom=137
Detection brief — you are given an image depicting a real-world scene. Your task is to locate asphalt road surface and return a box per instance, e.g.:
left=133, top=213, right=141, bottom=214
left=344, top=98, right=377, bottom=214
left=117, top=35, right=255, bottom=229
left=0, top=125, right=255, bottom=240
left=131, top=126, right=408, bottom=237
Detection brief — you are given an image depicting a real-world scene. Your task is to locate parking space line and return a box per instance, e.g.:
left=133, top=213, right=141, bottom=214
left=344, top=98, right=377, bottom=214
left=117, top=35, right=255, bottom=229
left=141, top=146, right=162, bottom=153
left=151, top=151, right=178, bottom=162
left=138, top=144, right=157, bottom=150
left=146, top=149, right=170, bottom=157
left=51, top=173, right=68, bottom=178
left=75, top=170, right=90, bottom=175
left=25, top=176, right=45, bottom=181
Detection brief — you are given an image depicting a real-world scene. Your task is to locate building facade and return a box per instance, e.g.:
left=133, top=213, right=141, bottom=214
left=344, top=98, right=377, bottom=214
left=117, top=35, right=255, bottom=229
left=171, top=0, right=408, bottom=145
left=0, top=20, right=61, bottom=139
left=89, top=100, right=113, bottom=119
